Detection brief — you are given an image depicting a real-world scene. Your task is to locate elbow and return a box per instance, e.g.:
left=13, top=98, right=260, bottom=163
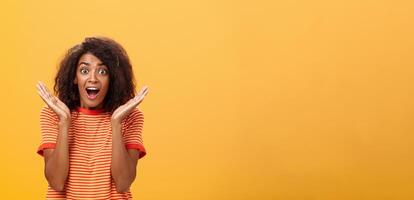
left=49, top=181, right=66, bottom=191
left=114, top=177, right=135, bottom=193
left=116, top=184, right=130, bottom=193
left=46, top=174, right=67, bottom=191
left=112, top=168, right=136, bottom=193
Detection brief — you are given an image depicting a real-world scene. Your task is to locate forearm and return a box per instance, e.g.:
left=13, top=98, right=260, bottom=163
left=45, top=122, right=70, bottom=191
left=111, top=122, right=136, bottom=193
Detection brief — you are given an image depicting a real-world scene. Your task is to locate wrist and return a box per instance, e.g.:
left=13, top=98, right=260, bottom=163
left=59, top=114, right=70, bottom=124
left=111, top=119, right=122, bottom=127
left=58, top=120, right=70, bottom=129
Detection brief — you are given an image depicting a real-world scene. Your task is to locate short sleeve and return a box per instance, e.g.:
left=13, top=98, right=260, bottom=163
left=37, top=106, right=59, bottom=156
left=122, top=108, right=147, bottom=159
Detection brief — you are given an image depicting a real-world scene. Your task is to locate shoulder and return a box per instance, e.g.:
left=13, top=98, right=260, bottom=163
left=40, top=105, right=52, bottom=113
left=124, top=108, right=144, bottom=124
left=40, top=106, right=58, bottom=119
left=39, top=106, right=59, bottom=126
left=128, top=108, right=144, bottom=120
left=130, top=108, right=144, bottom=117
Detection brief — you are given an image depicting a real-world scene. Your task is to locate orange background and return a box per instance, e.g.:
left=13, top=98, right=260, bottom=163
left=1, top=0, right=414, bottom=199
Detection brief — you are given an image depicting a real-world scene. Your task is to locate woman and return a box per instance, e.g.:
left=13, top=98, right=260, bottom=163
left=36, top=37, right=149, bottom=199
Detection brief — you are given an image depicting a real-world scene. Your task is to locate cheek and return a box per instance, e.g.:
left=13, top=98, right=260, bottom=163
left=101, top=77, right=110, bottom=94
left=75, top=74, right=85, bottom=85
left=77, top=85, right=84, bottom=97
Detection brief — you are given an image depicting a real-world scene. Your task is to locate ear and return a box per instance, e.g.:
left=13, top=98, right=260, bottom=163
left=73, top=77, right=77, bottom=84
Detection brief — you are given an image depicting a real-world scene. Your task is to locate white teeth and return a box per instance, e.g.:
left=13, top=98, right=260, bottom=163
left=86, top=87, right=99, bottom=90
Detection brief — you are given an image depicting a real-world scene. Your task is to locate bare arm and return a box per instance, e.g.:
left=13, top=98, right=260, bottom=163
left=110, top=85, right=148, bottom=193
left=111, top=123, right=140, bottom=193
left=36, top=81, right=71, bottom=191
left=43, top=122, right=70, bottom=191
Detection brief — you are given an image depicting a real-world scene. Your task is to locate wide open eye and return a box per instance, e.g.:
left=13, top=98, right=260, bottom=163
left=98, top=68, right=108, bottom=75
left=80, top=68, right=89, bottom=74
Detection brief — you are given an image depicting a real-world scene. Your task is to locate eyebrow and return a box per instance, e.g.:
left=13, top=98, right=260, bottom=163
left=78, top=61, right=106, bottom=67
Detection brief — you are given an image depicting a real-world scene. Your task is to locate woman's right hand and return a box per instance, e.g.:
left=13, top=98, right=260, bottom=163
left=36, top=81, right=71, bottom=126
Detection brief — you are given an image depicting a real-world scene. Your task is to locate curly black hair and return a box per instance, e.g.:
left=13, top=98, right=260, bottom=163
left=54, top=37, right=136, bottom=113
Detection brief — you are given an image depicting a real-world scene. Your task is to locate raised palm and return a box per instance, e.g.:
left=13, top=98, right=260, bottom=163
left=111, top=85, right=149, bottom=124
left=36, top=81, right=71, bottom=122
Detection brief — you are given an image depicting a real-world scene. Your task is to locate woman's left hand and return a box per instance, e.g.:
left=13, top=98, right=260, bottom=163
left=111, top=85, right=149, bottom=125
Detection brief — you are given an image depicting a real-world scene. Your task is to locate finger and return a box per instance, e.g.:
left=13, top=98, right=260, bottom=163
left=44, top=87, right=57, bottom=104
left=36, top=89, right=48, bottom=104
left=113, top=105, right=128, bottom=120
left=37, top=83, right=51, bottom=103
left=38, top=82, right=52, bottom=102
left=37, top=82, right=68, bottom=118
left=36, top=82, right=46, bottom=96
left=37, top=82, right=60, bottom=109
left=135, top=86, right=148, bottom=97
left=37, top=90, right=56, bottom=109
left=43, top=83, right=54, bottom=96
left=134, top=87, right=149, bottom=101
left=136, top=89, right=149, bottom=102
left=142, top=89, right=149, bottom=97
left=56, top=99, right=70, bottom=115
left=113, top=86, right=149, bottom=120
left=130, top=92, right=147, bottom=108
left=121, top=97, right=142, bottom=114
left=36, top=83, right=44, bottom=95
left=139, top=86, right=149, bottom=96
left=55, top=98, right=66, bottom=109
left=40, top=82, right=54, bottom=102
left=37, top=81, right=47, bottom=94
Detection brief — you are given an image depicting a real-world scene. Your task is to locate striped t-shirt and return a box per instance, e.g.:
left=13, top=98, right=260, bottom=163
left=37, top=106, right=147, bottom=200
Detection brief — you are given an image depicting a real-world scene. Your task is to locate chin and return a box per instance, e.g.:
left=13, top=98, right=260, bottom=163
left=82, top=100, right=105, bottom=109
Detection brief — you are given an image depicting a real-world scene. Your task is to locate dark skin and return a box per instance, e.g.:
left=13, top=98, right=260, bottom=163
left=36, top=55, right=149, bottom=192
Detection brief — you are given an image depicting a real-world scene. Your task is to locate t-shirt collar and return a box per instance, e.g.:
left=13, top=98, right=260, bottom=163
left=76, top=107, right=106, bottom=115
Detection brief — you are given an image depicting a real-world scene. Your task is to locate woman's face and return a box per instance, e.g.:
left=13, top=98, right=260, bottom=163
left=74, top=53, right=110, bottom=110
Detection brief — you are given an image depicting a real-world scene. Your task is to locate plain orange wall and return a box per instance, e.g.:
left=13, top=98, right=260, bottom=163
left=1, top=0, right=414, bottom=199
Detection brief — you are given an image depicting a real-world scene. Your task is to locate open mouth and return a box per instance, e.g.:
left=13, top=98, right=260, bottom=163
left=86, top=87, right=100, bottom=99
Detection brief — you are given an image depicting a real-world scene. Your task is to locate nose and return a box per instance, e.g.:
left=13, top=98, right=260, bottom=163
left=88, top=70, right=98, bottom=83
